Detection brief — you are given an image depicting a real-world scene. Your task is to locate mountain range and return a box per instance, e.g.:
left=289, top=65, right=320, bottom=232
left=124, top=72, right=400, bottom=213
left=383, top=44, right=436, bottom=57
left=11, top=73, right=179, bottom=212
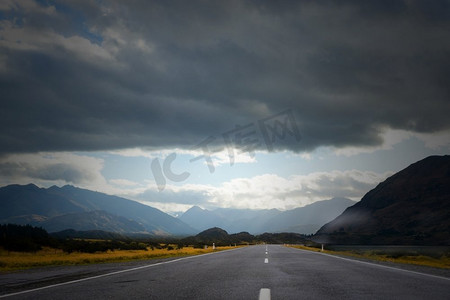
left=0, top=184, right=356, bottom=236
left=315, top=155, right=450, bottom=245
left=0, top=184, right=196, bottom=236
left=2, top=155, right=448, bottom=244
left=179, top=197, right=356, bottom=234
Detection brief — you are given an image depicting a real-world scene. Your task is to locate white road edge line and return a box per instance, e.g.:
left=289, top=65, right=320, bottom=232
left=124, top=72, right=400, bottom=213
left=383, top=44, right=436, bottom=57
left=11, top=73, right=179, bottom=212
left=259, top=288, right=271, bottom=300
left=0, top=247, right=244, bottom=299
left=264, top=258, right=269, bottom=263
left=291, top=247, right=450, bottom=282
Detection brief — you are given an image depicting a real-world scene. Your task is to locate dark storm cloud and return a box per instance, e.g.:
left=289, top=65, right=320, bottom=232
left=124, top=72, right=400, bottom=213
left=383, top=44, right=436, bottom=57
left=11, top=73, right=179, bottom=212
left=1, top=0, right=449, bottom=154
left=0, top=159, right=96, bottom=184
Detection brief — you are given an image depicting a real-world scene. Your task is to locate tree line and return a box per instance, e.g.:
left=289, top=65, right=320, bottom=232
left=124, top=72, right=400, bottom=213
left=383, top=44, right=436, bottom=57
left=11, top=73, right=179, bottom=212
left=0, top=224, right=150, bottom=253
left=1, top=224, right=313, bottom=253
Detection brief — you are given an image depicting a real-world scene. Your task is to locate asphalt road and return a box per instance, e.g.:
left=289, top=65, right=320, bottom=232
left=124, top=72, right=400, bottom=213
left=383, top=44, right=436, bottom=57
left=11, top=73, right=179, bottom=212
left=1, top=245, right=449, bottom=299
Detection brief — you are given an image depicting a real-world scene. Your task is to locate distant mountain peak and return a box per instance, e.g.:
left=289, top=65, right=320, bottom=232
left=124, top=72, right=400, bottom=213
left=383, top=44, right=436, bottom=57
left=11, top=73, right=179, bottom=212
left=178, top=197, right=355, bottom=235
left=25, top=183, right=39, bottom=188
left=186, top=205, right=205, bottom=213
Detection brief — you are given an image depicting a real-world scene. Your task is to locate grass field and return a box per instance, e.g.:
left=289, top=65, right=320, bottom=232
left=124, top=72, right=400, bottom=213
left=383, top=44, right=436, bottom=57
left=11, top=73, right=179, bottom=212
left=0, top=245, right=238, bottom=272
left=287, top=245, right=450, bottom=269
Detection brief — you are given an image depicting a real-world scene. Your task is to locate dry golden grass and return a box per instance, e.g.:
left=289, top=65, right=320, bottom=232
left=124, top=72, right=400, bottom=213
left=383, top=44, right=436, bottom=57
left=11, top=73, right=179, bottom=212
left=287, top=245, right=450, bottom=269
left=0, top=246, right=238, bottom=272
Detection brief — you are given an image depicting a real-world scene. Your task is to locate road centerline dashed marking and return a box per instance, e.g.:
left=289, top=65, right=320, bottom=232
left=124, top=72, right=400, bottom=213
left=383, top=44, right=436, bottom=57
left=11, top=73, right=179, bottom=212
left=259, top=288, right=271, bottom=300
left=264, top=258, right=269, bottom=263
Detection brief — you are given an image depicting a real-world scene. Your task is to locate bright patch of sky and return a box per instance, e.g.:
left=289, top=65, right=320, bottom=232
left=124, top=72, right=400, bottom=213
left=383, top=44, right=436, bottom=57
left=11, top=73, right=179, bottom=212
left=2, top=129, right=447, bottom=214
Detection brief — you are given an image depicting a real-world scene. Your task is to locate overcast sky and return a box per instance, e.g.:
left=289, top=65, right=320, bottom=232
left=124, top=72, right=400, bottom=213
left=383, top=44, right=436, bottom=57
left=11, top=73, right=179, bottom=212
left=1, top=0, right=449, bottom=215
